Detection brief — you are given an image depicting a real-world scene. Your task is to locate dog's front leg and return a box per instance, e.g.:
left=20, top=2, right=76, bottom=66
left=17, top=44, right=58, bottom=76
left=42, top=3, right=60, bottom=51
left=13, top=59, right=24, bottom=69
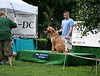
left=50, top=41, right=55, bottom=52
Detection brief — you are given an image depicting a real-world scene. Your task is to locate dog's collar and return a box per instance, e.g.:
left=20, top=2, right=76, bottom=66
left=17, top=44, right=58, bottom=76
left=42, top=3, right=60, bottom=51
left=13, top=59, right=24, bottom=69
left=55, top=36, right=60, bottom=40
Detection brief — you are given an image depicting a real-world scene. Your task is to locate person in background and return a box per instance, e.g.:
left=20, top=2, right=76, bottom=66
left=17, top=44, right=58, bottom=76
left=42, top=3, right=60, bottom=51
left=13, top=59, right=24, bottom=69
left=11, top=33, right=17, bottom=58
left=56, top=11, right=74, bottom=53
left=0, top=11, right=18, bottom=66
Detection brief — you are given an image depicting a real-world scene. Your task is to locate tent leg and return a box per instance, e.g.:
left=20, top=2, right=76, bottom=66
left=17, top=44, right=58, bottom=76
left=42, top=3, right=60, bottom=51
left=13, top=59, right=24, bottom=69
left=36, top=15, right=38, bottom=50
left=36, top=36, right=37, bottom=50
left=90, top=65, right=94, bottom=73
left=96, top=60, right=97, bottom=75
left=5, top=8, right=7, bottom=17
left=63, top=53, right=67, bottom=69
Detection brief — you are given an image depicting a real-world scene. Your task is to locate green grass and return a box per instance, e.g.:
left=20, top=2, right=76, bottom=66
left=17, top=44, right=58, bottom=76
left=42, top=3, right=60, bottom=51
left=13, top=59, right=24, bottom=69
left=0, top=59, right=100, bottom=76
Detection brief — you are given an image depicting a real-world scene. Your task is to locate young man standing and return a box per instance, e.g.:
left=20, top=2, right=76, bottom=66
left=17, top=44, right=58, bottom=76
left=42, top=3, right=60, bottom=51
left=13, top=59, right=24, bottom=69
left=0, top=11, right=18, bottom=66
left=57, top=11, right=74, bottom=53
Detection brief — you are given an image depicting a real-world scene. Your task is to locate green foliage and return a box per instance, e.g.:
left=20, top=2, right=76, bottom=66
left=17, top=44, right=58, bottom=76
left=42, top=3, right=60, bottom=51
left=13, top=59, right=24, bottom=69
left=34, top=38, right=51, bottom=50
left=75, top=0, right=100, bottom=34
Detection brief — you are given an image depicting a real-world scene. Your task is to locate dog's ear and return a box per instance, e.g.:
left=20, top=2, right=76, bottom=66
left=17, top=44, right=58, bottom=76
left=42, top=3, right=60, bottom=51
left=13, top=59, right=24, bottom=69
left=52, top=29, right=55, bottom=32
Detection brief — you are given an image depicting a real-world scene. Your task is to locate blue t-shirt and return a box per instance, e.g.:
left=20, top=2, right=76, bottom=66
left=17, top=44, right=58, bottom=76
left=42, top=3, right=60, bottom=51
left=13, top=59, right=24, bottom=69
left=61, top=18, right=74, bottom=37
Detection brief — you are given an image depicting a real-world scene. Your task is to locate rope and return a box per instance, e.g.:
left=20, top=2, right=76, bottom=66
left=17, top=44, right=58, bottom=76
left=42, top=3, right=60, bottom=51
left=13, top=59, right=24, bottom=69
left=67, top=53, right=100, bottom=61
left=63, top=53, right=100, bottom=75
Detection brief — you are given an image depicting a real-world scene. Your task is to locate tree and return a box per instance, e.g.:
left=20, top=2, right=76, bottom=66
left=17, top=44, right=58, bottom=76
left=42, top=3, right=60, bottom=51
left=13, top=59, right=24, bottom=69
left=23, top=0, right=77, bottom=38
left=75, top=0, right=100, bottom=35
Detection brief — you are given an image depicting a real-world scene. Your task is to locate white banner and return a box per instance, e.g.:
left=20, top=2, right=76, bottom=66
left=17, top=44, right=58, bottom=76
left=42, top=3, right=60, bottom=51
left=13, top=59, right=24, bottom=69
left=72, top=25, right=100, bottom=47
left=7, top=13, right=37, bottom=38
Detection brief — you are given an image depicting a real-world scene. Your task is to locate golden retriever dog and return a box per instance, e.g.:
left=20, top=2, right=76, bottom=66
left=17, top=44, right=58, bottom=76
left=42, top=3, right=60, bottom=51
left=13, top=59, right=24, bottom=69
left=47, top=26, right=66, bottom=53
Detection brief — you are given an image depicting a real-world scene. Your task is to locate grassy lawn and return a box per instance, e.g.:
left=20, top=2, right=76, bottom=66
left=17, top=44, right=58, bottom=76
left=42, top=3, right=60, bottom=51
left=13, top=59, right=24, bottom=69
left=0, top=59, right=100, bottom=76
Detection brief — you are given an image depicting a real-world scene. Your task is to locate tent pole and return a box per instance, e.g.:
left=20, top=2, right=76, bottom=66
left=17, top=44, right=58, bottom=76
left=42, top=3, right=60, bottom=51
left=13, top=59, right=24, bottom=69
left=36, top=14, right=38, bottom=50
left=5, top=8, right=7, bottom=17
left=63, top=53, right=67, bottom=69
left=36, top=35, right=37, bottom=50
left=96, top=60, right=97, bottom=75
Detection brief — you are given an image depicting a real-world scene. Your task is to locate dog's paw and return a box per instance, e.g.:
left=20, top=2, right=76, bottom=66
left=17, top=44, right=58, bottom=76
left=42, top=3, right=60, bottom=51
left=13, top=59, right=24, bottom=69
left=63, top=51, right=68, bottom=54
left=50, top=51, right=54, bottom=52
left=54, top=51, right=57, bottom=53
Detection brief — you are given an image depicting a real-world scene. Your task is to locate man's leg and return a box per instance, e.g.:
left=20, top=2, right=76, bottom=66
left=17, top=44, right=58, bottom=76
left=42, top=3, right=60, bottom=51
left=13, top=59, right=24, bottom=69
left=8, top=56, right=12, bottom=66
left=3, top=40, right=13, bottom=66
left=65, top=39, right=69, bottom=52
left=67, top=36, right=72, bottom=52
left=61, top=37, right=68, bottom=52
left=69, top=37, right=72, bottom=51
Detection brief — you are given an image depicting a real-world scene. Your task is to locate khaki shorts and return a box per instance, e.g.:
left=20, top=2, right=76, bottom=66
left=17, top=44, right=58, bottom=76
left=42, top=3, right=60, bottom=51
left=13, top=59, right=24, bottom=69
left=0, top=40, right=13, bottom=57
left=61, top=37, right=72, bottom=51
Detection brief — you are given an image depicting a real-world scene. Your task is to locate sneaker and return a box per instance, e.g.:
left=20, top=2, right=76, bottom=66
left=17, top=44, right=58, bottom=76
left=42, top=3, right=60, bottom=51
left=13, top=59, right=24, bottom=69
left=0, top=59, right=7, bottom=65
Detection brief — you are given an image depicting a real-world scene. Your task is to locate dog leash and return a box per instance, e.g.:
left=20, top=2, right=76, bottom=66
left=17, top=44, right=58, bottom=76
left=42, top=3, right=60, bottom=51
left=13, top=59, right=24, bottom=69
left=55, top=36, right=60, bottom=40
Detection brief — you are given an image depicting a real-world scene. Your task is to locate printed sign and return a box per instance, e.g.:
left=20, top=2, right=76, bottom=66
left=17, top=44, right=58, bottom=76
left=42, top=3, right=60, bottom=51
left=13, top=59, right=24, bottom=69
left=35, top=53, right=48, bottom=59
left=72, top=22, right=100, bottom=47
left=7, top=13, right=37, bottom=38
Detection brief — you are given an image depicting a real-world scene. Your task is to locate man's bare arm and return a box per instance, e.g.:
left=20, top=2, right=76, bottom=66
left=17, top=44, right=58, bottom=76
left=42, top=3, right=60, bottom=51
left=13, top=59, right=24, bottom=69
left=58, top=27, right=63, bottom=32
left=65, top=26, right=73, bottom=39
left=14, top=18, right=18, bottom=27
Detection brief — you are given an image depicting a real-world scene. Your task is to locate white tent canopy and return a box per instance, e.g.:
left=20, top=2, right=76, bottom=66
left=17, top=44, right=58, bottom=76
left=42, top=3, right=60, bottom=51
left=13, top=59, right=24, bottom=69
left=0, top=0, right=38, bottom=38
left=0, top=0, right=38, bottom=14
